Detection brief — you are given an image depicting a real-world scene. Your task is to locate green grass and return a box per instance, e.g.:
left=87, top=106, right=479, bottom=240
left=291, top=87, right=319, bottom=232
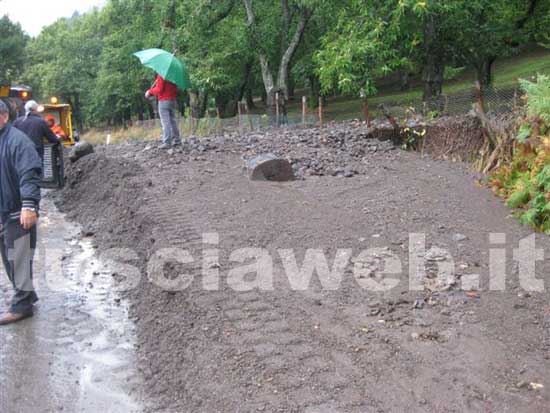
left=287, top=47, right=550, bottom=122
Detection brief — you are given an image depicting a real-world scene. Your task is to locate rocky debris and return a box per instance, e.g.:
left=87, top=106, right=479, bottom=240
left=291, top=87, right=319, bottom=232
left=69, top=141, right=94, bottom=163
left=246, top=154, right=295, bottom=181
left=453, top=233, right=468, bottom=242
left=113, top=122, right=400, bottom=179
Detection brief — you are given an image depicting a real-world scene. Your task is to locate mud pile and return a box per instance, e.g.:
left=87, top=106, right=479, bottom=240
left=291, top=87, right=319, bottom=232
left=54, top=152, right=154, bottom=254
left=52, top=120, right=550, bottom=412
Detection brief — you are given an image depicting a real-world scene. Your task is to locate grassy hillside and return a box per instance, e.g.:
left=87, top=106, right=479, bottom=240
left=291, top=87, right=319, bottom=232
left=288, top=48, right=550, bottom=121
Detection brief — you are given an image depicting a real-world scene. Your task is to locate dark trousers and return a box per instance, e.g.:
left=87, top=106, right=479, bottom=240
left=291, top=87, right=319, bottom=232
left=0, top=220, right=38, bottom=314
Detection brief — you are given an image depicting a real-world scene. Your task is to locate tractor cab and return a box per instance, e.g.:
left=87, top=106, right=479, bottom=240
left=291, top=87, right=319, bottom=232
left=38, top=99, right=79, bottom=146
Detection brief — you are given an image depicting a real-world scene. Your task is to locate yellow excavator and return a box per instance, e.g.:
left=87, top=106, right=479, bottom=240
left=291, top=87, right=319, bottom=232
left=38, top=97, right=80, bottom=188
left=2, top=85, right=75, bottom=188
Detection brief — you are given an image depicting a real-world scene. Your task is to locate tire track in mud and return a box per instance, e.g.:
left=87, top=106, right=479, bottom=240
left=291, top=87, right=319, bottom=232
left=143, top=191, right=371, bottom=412
left=218, top=288, right=370, bottom=411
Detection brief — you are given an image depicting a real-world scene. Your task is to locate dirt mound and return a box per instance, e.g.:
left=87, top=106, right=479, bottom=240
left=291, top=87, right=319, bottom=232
left=54, top=151, right=153, bottom=254
left=53, top=122, right=550, bottom=412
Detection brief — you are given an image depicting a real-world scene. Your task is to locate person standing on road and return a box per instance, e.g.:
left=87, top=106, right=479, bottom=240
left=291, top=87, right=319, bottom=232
left=145, top=75, right=182, bottom=149
left=0, top=100, right=42, bottom=325
left=13, top=100, right=60, bottom=159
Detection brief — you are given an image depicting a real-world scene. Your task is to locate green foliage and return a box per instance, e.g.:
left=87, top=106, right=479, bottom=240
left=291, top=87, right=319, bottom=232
left=443, top=66, right=465, bottom=81
left=401, top=127, right=426, bottom=150
left=15, top=0, right=549, bottom=126
left=491, top=74, right=550, bottom=232
left=315, top=0, right=408, bottom=96
left=506, top=173, right=533, bottom=208
left=518, top=165, right=550, bottom=232
left=520, top=74, right=550, bottom=124
left=516, top=124, right=532, bottom=143
left=0, top=15, right=28, bottom=81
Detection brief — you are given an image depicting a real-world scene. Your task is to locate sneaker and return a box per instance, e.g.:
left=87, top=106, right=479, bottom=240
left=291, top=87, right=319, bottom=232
left=158, top=143, right=171, bottom=149
left=172, top=141, right=182, bottom=147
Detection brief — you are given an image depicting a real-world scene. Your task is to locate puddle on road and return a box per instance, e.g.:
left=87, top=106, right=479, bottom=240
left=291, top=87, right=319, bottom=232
left=0, top=197, right=142, bottom=412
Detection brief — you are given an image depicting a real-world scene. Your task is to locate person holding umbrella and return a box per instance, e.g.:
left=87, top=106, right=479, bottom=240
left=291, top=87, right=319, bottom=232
left=145, top=75, right=181, bottom=149
left=134, top=49, right=191, bottom=149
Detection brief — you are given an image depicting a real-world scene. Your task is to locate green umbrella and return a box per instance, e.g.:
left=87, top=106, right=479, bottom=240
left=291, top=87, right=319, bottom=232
left=134, top=48, right=191, bottom=90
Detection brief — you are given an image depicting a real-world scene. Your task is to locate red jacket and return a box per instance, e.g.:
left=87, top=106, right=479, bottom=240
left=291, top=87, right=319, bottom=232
left=148, top=75, right=178, bottom=101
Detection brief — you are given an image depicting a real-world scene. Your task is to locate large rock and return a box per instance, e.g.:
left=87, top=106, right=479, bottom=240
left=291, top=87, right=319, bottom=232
left=247, top=154, right=294, bottom=182
left=70, top=141, right=94, bottom=163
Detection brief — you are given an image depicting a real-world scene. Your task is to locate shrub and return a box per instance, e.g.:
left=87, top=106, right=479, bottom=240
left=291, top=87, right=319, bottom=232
left=490, top=74, right=550, bottom=232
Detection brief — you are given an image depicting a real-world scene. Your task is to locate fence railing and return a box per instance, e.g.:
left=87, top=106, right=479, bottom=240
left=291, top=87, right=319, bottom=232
left=94, top=83, right=524, bottom=144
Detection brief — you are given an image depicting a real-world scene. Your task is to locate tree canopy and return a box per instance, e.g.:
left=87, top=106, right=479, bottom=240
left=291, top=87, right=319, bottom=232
left=1, top=0, right=546, bottom=126
left=0, top=15, right=28, bottom=82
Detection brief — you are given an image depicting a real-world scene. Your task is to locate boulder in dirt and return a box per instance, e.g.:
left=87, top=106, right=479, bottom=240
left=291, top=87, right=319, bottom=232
left=247, top=153, right=295, bottom=182
left=70, top=141, right=94, bottom=163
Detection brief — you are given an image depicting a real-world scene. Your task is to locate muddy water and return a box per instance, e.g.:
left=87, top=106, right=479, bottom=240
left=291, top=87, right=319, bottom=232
left=0, top=197, right=142, bottom=412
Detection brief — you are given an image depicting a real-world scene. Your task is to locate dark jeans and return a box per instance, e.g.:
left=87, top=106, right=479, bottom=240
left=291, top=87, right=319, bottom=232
left=0, top=220, right=38, bottom=314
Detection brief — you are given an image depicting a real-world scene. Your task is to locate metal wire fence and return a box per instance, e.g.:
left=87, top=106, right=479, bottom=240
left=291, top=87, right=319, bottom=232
left=93, top=83, right=523, bottom=144
left=417, top=84, right=522, bottom=116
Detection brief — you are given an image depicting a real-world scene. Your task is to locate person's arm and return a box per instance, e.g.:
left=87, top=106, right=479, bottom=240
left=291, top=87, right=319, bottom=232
left=147, top=76, right=165, bottom=97
left=53, top=125, right=67, bottom=138
left=13, top=139, right=42, bottom=229
left=43, top=121, right=60, bottom=144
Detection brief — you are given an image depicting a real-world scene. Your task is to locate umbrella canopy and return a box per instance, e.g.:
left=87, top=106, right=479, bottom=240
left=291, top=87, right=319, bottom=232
left=134, top=48, right=191, bottom=90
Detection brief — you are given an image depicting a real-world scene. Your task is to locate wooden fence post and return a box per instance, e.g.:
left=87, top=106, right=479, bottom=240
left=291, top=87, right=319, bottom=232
left=362, top=97, right=370, bottom=127
left=216, top=107, right=222, bottom=135
left=275, top=92, right=280, bottom=126
left=443, top=94, right=449, bottom=115
left=318, top=96, right=324, bottom=129
left=244, top=101, right=254, bottom=131
left=302, top=95, right=307, bottom=126
left=237, top=101, right=242, bottom=133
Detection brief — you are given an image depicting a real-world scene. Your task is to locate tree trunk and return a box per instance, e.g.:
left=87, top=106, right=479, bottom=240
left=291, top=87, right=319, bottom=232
left=275, top=8, right=310, bottom=99
left=422, top=16, right=444, bottom=102
left=72, top=93, right=84, bottom=131
left=308, top=75, right=320, bottom=107
left=475, top=57, right=495, bottom=87
left=246, top=88, right=255, bottom=109
left=242, top=0, right=311, bottom=118
left=422, top=62, right=444, bottom=101
left=215, top=94, right=238, bottom=118
left=237, top=62, right=252, bottom=103
left=399, top=70, right=411, bottom=91
left=189, top=90, right=207, bottom=118
left=288, top=77, right=295, bottom=100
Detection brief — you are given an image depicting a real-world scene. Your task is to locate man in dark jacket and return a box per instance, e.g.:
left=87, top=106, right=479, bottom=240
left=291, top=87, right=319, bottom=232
left=0, top=100, right=42, bottom=325
left=13, top=100, right=59, bottom=159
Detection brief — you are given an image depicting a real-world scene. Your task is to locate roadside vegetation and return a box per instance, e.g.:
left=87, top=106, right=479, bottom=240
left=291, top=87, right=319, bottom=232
left=489, top=74, right=550, bottom=232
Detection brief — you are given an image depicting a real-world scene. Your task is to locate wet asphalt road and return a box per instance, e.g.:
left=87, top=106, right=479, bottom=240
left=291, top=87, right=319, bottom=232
left=0, top=197, right=142, bottom=412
